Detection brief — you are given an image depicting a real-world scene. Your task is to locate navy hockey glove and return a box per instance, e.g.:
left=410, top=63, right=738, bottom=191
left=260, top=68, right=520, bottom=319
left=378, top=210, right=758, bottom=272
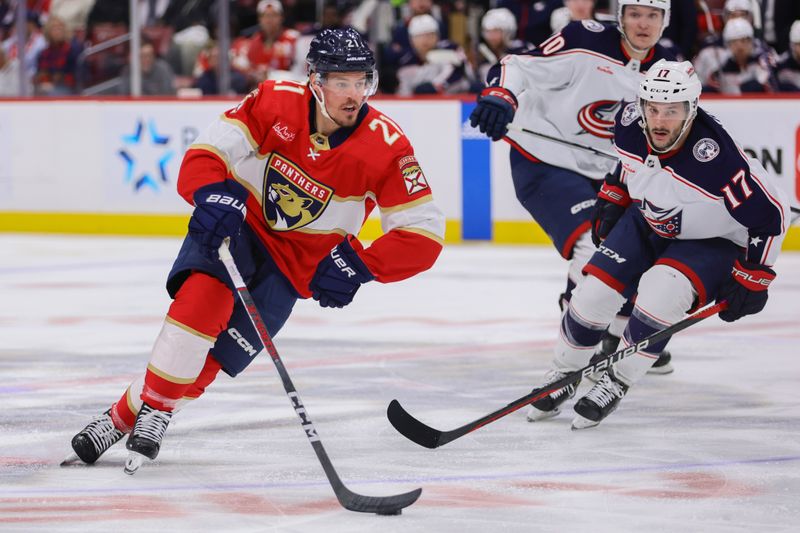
left=310, top=238, right=374, bottom=309
left=469, top=86, right=518, bottom=141
left=717, top=258, right=776, bottom=322
left=591, top=168, right=631, bottom=247
left=188, top=180, right=249, bottom=258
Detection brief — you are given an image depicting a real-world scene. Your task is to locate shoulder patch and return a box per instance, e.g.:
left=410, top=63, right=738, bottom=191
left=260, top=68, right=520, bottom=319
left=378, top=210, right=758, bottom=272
left=581, top=20, right=605, bottom=33
left=620, top=102, right=640, bottom=127
left=399, top=156, right=429, bottom=195
left=692, top=138, right=720, bottom=162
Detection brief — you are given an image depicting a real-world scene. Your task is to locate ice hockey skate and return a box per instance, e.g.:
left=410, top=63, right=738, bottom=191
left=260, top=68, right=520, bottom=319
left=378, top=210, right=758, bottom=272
left=526, top=370, right=581, bottom=422
left=587, top=334, right=673, bottom=382
left=571, top=369, right=629, bottom=430
left=62, top=409, right=125, bottom=466
left=124, top=402, right=173, bottom=475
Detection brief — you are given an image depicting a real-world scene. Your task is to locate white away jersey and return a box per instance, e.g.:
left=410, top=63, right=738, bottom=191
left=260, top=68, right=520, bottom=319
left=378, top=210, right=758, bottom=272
left=613, top=103, right=789, bottom=267
left=495, top=20, right=675, bottom=180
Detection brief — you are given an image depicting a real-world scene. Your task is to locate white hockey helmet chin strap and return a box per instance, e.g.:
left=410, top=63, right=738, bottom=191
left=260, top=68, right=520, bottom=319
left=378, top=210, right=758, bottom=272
left=618, top=0, right=671, bottom=55
left=637, top=59, right=701, bottom=154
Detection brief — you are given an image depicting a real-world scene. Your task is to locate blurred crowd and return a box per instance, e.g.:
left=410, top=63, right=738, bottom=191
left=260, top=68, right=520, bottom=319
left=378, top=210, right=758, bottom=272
left=0, top=0, right=798, bottom=97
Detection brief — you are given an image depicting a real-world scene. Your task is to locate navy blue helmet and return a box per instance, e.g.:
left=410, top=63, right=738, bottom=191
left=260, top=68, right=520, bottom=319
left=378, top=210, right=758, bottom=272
left=306, top=27, right=376, bottom=74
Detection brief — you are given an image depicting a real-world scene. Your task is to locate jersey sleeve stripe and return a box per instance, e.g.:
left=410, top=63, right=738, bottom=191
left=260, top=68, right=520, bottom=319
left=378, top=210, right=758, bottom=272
left=220, top=114, right=260, bottom=151
left=390, top=226, right=445, bottom=245
left=379, top=195, right=435, bottom=214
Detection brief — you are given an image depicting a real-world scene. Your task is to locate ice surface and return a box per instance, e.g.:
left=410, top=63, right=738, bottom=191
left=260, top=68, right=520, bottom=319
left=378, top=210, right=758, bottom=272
left=1, top=235, right=798, bottom=532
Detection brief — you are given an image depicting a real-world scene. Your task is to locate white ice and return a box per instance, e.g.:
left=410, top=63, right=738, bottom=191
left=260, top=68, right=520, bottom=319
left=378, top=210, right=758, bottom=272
left=1, top=234, right=799, bottom=532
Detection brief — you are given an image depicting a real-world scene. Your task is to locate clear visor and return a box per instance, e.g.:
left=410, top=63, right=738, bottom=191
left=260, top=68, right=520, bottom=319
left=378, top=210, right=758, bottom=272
left=313, top=71, right=378, bottom=99
left=640, top=99, right=690, bottom=124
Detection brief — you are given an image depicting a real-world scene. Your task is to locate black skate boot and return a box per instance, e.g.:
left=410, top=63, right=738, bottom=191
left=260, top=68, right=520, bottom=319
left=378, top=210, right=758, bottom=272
left=526, top=370, right=581, bottom=422
left=571, top=368, right=629, bottom=430
left=588, top=334, right=673, bottom=381
left=63, top=409, right=125, bottom=465
left=124, top=402, right=173, bottom=475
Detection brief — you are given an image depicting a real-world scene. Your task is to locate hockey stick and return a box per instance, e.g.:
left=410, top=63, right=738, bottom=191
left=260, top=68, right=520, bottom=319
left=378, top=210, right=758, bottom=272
left=218, top=240, right=421, bottom=515
left=388, top=301, right=726, bottom=449
left=507, top=124, right=618, bottom=161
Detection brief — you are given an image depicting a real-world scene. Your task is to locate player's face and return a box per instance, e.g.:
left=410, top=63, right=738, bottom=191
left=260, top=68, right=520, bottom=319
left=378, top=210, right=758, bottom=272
left=621, top=6, right=664, bottom=50
left=643, top=101, right=689, bottom=151
left=317, top=72, right=371, bottom=127
left=411, top=32, right=438, bottom=59
left=565, top=0, right=595, bottom=20
left=728, top=37, right=753, bottom=63
left=483, top=28, right=505, bottom=49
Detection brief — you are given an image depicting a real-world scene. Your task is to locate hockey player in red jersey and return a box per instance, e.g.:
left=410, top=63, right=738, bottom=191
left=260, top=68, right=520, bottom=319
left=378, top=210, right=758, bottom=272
left=65, top=28, right=445, bottom=472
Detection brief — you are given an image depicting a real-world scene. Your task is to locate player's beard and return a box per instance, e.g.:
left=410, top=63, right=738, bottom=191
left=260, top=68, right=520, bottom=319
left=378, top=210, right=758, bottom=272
left=647, top=124, right=682, bottom=152
left=333, top=98, right=363, bottom=127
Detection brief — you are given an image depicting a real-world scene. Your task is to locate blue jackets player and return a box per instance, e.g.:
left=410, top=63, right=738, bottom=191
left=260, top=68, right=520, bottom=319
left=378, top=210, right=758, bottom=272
left=528, top=59, right=789, bottom=429
left=469, top=0, right=677, bottom=392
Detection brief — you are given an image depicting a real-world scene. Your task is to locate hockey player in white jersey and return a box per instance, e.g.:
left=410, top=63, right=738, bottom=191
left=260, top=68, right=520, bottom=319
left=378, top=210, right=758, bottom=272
left=530, top=59, right=789, bottom=429
left=469, top=0, right=677, bottom=411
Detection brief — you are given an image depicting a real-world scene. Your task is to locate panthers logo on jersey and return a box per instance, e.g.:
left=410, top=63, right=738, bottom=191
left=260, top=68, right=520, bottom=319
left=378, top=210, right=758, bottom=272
left=263, top=153, right=333, bottom=231
left=576, top=100, right=620, bottom=139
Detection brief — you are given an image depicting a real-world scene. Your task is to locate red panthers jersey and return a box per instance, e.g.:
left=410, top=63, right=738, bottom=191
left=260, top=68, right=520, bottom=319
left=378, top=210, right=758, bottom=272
left=178, top=79, right=445, bottom=297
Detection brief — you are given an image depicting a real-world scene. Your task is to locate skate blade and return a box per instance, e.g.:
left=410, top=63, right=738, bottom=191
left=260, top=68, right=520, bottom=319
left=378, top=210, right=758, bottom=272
left=571, top=414, right=601, bottom=430
left=526, top=406, right=561, bottom=422
left=123, top=452, right=146, bottom=475
left=647, top=363, right=674, bottom=375
left=60, top=453, right=82, bottom=467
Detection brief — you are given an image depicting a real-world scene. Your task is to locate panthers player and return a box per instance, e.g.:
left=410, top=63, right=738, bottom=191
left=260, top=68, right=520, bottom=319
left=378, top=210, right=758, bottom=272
left=469, top=0, right=677, bottom=420
left=64, top=28, right=445, bottom=472
left=533, top=60, right=788, bottom=429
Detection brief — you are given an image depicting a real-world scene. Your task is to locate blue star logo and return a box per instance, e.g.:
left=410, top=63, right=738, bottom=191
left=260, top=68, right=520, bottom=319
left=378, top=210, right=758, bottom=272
left=118, top=119, right=175, bottom=192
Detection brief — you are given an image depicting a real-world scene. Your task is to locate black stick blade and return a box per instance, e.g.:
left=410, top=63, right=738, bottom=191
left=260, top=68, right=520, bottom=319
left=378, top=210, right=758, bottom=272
left=387, top=400, right=443, bottom=449
left=340, top=486, right=422, bottom=515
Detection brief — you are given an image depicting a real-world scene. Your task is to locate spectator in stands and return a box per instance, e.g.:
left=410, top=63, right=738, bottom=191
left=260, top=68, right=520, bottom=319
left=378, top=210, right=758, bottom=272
left=382, top=0, right=447, bottom=92
left=2, top=11, right=46, bottom=82
left=243, top=0, right=298, bottom=83
left=119, top=41, right=176, bottom=95
left=761, top=0, right=800, bottom=55
left=193, top=40, right=249, bottom=95
left=708, top=18, right=777, bottom=94
left=659, top=0, right=696, bottom=60
left=396, top=13, right=473, bottom=96
left=475, top=7, right=534, bottom=87
left=49, top=0, right=95, bottom=37
left=693, top=0, right=774, bottom=87
left=34, top=16, right=83, bottom=95
left=497, top=0, right=563, bottom=47
left=290, top=1, right=345, bottom=81
left=0, top=42, right=20, bottom=96
left=775, top=20, right=800, bottom=91
left=550, top=0, right=596, bottom=35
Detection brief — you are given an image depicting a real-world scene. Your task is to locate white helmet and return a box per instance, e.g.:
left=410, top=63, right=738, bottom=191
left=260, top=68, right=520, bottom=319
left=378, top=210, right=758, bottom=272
left=617, top=0, right=671, bottom=33
left=723, top=0, right=753, bottom=17
left=791, top=20, right=800, bottom=44
left=481, top=8, right=517, bottom=42
left=637, top=59, right=701, bottom=153
left=723, top=17, right=754, bottom=43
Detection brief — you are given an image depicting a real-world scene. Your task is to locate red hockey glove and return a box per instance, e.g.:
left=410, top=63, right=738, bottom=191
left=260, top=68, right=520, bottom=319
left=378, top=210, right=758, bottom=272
left=591, top=168, right=631, bottom=247
left=717, top=258, right=775, bottom=322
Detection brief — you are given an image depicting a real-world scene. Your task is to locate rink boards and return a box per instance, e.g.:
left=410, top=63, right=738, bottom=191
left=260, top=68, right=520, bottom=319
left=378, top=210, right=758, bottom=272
left=0, top=95, right=797, bottom=248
